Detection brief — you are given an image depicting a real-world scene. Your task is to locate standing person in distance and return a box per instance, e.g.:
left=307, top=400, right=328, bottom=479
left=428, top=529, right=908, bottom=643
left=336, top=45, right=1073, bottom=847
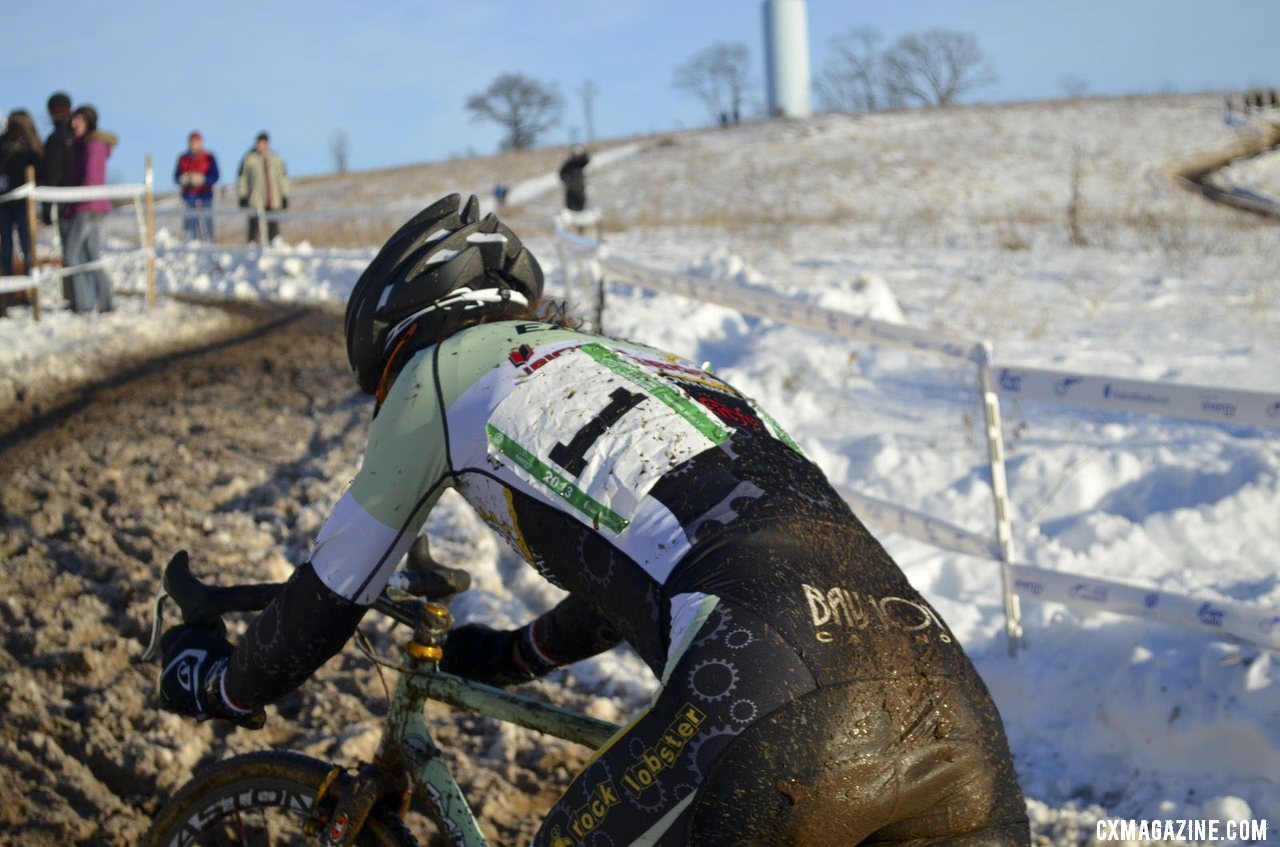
left=38, top=92, right=75, bottom=300
left=558, top=143, right=590, bottom=212
left=64, top=104, right=117, bottom=313
left=157, top=194, right=1031, bottom=845
left=0, top=110, right=43, bottom=279
left=174, top=130, right=219, bottom=241
left=237, top=131, right=289, bottom=244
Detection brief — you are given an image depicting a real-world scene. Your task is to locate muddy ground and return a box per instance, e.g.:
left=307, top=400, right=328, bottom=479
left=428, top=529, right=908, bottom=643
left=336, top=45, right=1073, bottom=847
left=0, top=304, right=591, bottom=847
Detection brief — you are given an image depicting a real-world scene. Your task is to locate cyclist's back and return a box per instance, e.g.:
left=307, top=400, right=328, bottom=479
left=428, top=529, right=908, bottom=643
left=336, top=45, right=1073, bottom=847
left=157, top=194, right=1030, bottom=846
left=356, top=319, right=1029, bottom=844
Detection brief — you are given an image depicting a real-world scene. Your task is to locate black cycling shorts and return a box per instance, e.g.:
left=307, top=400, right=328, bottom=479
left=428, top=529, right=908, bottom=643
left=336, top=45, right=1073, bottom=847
left=532, top=597, right=1030, bottom=846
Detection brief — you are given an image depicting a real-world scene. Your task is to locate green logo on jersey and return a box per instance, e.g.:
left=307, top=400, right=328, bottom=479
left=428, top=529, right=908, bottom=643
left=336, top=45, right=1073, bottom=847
left=578, top=344, right=730, bottom=445
left=486, top=424, right=630, bottom=533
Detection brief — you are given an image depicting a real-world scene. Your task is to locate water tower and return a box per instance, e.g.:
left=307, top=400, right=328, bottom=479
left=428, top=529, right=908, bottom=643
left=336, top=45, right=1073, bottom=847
left=762, top=0, right=812, bottom=118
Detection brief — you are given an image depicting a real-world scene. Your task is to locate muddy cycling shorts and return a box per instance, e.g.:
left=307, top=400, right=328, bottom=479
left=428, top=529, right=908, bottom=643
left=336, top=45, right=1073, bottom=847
left=532, top=597, right=1030, bottom=847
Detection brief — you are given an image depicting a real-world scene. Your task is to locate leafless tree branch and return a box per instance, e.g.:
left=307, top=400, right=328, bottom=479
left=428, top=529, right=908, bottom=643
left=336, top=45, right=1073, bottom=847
left=466, top=73, right=563, bottom=151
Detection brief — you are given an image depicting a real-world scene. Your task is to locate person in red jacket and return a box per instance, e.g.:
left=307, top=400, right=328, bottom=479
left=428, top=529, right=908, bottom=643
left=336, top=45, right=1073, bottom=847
left=174, top=130, right=219, bottom=241
left=64, top=104, right=117, bottom=313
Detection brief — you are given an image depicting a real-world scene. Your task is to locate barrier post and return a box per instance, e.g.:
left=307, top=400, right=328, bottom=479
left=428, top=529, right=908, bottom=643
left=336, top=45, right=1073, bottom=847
left=976, top=343, right=1023, bottom=655
left=145, top=155, right=156, bottom=308
left=588, top=256, right=605, bottom=333
left=24, top=166, right=41, bottom=321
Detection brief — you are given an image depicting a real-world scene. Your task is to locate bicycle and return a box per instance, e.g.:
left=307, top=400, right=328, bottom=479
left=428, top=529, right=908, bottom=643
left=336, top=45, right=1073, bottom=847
left=138, top=542, right=620, bottom=846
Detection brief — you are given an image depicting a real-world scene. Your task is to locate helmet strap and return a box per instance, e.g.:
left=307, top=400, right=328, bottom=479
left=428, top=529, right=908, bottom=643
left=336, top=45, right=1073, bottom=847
left=374, top=322, right=418, bottom=411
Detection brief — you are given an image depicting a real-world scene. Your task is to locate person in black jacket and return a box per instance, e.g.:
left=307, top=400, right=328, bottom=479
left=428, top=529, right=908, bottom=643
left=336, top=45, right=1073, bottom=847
left=38, top=92, right=75, bottom=300
left=0, top=110, right=43, bottom=278
left=38, top=92, right=74, bottom=224
left=558, top=144, right=590, bottom=211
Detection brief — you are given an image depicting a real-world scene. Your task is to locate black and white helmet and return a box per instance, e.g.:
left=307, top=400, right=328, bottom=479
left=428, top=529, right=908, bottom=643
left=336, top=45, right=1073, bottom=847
left=344, top=193, right=544, bottom=395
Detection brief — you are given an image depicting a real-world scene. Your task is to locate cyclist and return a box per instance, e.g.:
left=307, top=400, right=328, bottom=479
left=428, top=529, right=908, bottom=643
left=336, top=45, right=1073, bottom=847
left=160, top=194, right=1031, bottom=845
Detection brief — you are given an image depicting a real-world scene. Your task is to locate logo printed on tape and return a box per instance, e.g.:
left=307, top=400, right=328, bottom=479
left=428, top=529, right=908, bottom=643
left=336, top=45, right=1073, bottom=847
left=1069, top=583, right=1109, bottom=603
left=999, top=369, right=1023, bottom=392
left=1055, top=377, right=1082, bottom=396
left=1197, top=603, right=1225, bottom=627
left=1014, top=579, right=1044, bottom=596
left=1200, top=399, right=1236, bottom=418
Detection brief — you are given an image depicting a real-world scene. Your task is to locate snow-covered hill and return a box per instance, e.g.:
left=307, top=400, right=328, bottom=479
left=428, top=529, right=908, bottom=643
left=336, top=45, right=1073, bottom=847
left=2, top=94, right=1277, bottom=840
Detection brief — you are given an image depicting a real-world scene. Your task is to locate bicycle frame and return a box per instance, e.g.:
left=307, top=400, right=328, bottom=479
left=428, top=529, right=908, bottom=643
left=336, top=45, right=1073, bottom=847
left=369, top=655, right=620, bottom=846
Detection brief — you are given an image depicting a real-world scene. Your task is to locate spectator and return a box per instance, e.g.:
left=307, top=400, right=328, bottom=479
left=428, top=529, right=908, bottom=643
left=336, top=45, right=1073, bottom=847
left=174, top=130, right=219, bottom=241
left=0, top=109, right=43, bottom=278
left=493, top=182, right=508, bottom=208
left=237, top=131, right=289, bottom=244
left=558, top=144, right=590, bottom=212
left=64, top=104, right=117, bottom=313
left=37, top=92, right=73, bottom=226
left=38, top=92, right=75, bottom=299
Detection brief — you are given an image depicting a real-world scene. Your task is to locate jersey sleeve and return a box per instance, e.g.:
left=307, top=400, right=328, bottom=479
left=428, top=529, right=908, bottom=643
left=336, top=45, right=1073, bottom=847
left=309, top=346, right=452, bottom=605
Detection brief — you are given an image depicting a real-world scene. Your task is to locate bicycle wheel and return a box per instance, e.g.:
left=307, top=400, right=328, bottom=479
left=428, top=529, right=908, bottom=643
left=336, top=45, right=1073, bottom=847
left=142, top=750, right=419, bottom=847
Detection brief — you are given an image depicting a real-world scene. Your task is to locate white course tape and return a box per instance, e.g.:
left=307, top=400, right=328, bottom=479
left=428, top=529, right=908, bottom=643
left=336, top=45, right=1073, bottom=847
left=992, top=364, right=1280, bottom=429
left=1007, top=563, right=1280, bottom=652
left=599, top=255, right=982, bottom=364
left=0, top=275, right=37, bottom=295
left=838, top=486, right=1280, bottom=652
left=0, top=182, right=148, bottom=203
left=838, top=486, right=1001, bottom=560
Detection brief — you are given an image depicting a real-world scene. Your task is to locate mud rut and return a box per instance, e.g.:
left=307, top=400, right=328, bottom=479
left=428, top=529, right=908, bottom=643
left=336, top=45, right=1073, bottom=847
left=0, top=306, right=588, bottom=847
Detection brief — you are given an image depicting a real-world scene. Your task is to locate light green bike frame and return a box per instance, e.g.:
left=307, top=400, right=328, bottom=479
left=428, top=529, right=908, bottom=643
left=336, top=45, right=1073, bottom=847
left=375, top=658, right=620, bottom=846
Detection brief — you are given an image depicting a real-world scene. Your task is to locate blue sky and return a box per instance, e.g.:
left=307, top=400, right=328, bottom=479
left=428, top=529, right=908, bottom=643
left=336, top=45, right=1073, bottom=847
left=4, top=0, right=1276, bottom=184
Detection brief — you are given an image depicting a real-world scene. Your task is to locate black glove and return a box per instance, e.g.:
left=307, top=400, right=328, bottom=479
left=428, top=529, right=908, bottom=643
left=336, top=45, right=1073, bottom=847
left=439, top=623, right=550, bottom=687
left=238, top=197, right=249, bottom=208
left=159, top=624, right=264, bottom=728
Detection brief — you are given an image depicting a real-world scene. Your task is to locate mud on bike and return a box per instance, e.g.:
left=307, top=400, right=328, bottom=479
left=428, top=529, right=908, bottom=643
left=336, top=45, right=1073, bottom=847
left=138, top=542, right=620, bottom=846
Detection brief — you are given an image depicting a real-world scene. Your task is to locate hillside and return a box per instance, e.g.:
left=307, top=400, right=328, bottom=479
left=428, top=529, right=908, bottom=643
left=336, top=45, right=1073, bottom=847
left=1, top=94, right=1277, bottom=845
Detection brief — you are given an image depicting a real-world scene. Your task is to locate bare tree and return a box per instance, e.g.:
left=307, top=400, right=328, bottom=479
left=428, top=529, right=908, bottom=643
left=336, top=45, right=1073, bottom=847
left=816, top=27, right=883, bottom=113
left=882, top=29, right=996, bottom=107
left=466, top=73, right=563, bottom=151
left=330, top=130, right=349, bottom=174
left=674, top=42, right=752, bottom=124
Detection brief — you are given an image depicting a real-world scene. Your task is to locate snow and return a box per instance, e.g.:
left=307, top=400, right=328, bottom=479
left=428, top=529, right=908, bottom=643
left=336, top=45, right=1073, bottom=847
left=3, top=95, right=1277, bottom=835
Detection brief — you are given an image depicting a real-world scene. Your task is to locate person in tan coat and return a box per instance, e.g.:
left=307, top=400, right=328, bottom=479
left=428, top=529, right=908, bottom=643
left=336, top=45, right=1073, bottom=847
left=237, top=131, right=289, bottom=243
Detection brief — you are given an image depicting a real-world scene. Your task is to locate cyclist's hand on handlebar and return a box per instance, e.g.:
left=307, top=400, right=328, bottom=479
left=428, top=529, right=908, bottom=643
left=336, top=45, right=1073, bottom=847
left=440, top=623, right=545, bottom=687
left=158, top=624, right=265, bottom=729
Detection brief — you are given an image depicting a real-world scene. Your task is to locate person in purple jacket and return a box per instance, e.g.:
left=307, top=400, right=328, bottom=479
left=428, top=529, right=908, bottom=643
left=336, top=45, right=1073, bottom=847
left=64, top=104, right=118, bottom=313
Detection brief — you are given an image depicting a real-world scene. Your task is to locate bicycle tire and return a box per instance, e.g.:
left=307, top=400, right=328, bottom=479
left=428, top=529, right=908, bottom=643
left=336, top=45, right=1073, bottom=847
left=141, top=750, right=420, bottom=847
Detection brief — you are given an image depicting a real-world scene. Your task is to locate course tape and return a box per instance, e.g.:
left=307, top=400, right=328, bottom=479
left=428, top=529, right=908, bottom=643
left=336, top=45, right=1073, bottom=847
left=0, top=182, right=147, bottom=203
left=837, top=486, right=1001, bottom=560
left=1007, top=562, right=1280, bottom=652
left=991, top=364, right=1280, bottom=430
left=837, top=485, right=1280, bottom=652
left=599, top=254, right=982, bottom=364
left=0, top=275, right=36, bottom=294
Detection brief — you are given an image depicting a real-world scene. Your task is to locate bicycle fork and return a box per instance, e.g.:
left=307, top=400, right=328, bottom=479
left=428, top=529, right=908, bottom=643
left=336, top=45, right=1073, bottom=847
left=307, top=601, right=491, bottom=847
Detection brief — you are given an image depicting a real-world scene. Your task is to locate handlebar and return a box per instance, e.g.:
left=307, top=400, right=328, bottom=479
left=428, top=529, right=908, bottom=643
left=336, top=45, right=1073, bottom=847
left=141, top=539, right=471, bottom=662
